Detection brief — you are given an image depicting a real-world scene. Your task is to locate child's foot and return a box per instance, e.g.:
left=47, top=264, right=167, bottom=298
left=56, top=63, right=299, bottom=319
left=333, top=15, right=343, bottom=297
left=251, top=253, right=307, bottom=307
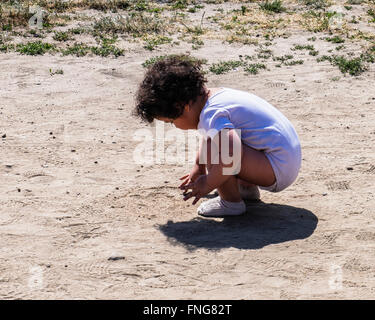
left=238, top=184, right=260, bottom=201
left=197, top=197, right=246, bottom=218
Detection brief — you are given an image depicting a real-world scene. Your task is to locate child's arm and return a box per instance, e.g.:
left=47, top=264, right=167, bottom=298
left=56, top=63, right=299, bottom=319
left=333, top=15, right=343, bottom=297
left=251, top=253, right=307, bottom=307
left=181, top=129, right=242, bottom=204
left=179, top=138, right=206, bottom=188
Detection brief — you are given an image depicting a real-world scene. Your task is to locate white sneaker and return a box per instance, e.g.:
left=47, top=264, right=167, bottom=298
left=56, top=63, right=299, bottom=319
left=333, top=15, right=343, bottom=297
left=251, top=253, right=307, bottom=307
left=197, top=197, right=246, bottom=218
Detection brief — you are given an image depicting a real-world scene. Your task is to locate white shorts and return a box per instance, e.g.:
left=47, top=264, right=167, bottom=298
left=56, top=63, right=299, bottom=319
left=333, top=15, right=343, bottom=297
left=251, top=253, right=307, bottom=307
left=260, top=144, right=302, bottom=193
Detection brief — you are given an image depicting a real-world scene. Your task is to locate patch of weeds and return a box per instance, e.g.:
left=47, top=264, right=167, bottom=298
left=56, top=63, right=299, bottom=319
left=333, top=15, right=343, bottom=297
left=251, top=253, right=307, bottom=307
left=301, top=0, right=329, bottom=10
left=347, top=0, right=365, bottom=4
left=317, top=54, right=372, bottom=76
left=49, top=68, right=64, bottom=76
left=69, top=27, right=86, bottom=35
left=87, top=0, right=131, bottom=11
left=291, top=44, right=315, bottom=51
left=284, top=59, right=304, bottom=66
left=170, top=0, right=188, bottom=10
left=180, top=12, right=206, bottom=37
left=209, top=60, right=243, bottom=75
left=259, top=0, right=286, bottom=13
left=331, top=56, right=367, bottom=75
left=225, top=35, right=258, bottom=45
left=301, top=10, right=331, bottom=32
left=273, top=54, right=294, bottom=63
left=273, top=54, right=303, bottom=66
left=191, top=36, right=204, bottom=50
left=349, top=15, right=359, bottom=24
left=0, top=43, right=15, bottom=53
left=335, top=44, right=345, bottom=51
left=344, top=6, right=352, bottom=10
left=244, top=63, right=266, bottom=74
left=188, top=6, right=197, bottom=13
left=2, top=24, right=12, bottom=31
left=16, top=41, right=56, bottom=55
left=53, top=31, right=73, bottom=42
left=209, top=56, right=268, bottom=75
left=143, top=35, right=172, bottom=51
left=92, top=12, right=163, bottom=37
left=325, top=36, right=345, bottom=43
left=61, top=42, right=91, bottom=57
left=257, top=48, right=273, bottom=59
left=141, top=54, right=207, bottom=68
left=291, top=44, right=318, bottom=56
left=307, top=36, right=316, bottom=41
left=27, top=29, right=45, bottom=39
left=91, top=37, right=124, bottom=57
left=368, top=9, right=375, bottom=23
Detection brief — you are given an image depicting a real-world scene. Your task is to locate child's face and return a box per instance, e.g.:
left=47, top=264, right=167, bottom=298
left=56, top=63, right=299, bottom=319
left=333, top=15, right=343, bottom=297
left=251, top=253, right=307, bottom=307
left=157, top=104, right=198, bottom=130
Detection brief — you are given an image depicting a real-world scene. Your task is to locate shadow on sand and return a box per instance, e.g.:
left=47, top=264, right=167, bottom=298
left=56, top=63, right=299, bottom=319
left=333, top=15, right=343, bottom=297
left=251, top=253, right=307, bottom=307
left=158, top=201, right=318, bottom=251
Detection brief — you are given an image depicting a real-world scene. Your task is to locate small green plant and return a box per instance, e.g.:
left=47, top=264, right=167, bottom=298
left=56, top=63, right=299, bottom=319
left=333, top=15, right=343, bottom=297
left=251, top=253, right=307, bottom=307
left=16, top=41, right=56, bottom=55
left=335, top=45, right=345, bottom=51
left=244, top=63, right=266, bottom=74
left=142, top=54, right=207, bottom=68
left=69, top=27, right=86, bottom=35
left=61, top=42, right=91, bottom=57
left=368, top=9, right=375, bottom=23
left=171, top=0, right=188, bottom=10
left=209, top=60, right=243, bottom=74
left=259, top=0, right=286, bottom=13
left=257, top=49, right=273, bottom=60
left=53, top=31, right=73, bottom=42
left=143, top=35, right=172, bottom=51
left=0, top=43, right=15, bottom=53
left=91, top=37, right=124, bottom=57
left=49, top=68, right=64, bottom=76
left=292, top=44, right=315, bottom=51
left=273, top=54, right=303, bottom=66
left=191, top=36, right=204, bottom=50
left=284, top=59, right=304, bottom=66
left=325, top=36, right=345, bottom=43
left=2, top=24, right=12, bottom=31
left=317, top=54, right=371, bottom=76
left=93, top=12, right=163, bottom=37
left=301, top=0, right=329, bottom=10
left=331, top=56, right=367, bottom=75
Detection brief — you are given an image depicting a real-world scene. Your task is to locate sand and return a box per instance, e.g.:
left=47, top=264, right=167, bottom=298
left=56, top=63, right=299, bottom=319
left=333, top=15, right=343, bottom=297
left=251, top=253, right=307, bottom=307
left=1, top=2, right=375, bottom=300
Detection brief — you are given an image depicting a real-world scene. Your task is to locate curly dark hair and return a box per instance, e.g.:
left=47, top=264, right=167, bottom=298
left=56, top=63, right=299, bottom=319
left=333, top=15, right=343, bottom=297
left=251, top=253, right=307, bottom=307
left=134, top=54, right=207, bottom=123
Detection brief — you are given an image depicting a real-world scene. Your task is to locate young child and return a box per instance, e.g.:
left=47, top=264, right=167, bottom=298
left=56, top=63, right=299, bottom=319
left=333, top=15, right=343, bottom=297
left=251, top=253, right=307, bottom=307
left=135, top=55, right=301, bottom=218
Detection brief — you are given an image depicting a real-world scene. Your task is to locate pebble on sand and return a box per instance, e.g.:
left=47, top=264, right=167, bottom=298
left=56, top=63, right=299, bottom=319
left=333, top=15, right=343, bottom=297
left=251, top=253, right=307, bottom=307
left=108, top=256, right=125, bottom=261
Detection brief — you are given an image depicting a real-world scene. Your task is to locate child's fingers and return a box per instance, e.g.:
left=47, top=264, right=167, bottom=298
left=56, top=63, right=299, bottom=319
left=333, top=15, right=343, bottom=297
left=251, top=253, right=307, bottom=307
left=192, top=196, right=201, bottom=205
left=179, top=174, right=189, bottom=180
left=179, top=178, right=190, bottom=189
left=183, top=191, right=194, bottom=201
left=181, top=182, right=194, bottom=191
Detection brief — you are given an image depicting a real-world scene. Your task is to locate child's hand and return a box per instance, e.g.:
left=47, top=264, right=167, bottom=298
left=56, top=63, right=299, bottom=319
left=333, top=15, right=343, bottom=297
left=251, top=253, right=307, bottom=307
left=180, top=175, right=215, bottom=205
left=179, top=163, right=205, bottom=189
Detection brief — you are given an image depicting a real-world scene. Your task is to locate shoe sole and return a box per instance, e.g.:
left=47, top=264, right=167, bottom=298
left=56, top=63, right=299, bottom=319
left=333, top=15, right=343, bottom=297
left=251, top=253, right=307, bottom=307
left=198, top=212, right=245, bottom=218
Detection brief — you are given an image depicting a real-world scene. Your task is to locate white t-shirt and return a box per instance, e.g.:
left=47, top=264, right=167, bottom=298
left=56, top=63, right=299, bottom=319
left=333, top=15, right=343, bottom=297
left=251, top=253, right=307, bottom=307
left=197, top=87, right=301, bottom=192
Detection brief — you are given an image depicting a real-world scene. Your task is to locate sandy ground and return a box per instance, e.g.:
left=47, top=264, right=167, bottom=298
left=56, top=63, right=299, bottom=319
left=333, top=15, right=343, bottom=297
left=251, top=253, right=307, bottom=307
left=1, top=27, right=375, bottom=299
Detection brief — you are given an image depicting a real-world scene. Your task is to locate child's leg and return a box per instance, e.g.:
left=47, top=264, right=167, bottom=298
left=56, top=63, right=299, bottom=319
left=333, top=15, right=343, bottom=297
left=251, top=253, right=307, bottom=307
left=197, top=140, right=275, bottom=217
left=237, top=143, right=276, bottom=188
left=208, top=142, right=275, bottom=202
